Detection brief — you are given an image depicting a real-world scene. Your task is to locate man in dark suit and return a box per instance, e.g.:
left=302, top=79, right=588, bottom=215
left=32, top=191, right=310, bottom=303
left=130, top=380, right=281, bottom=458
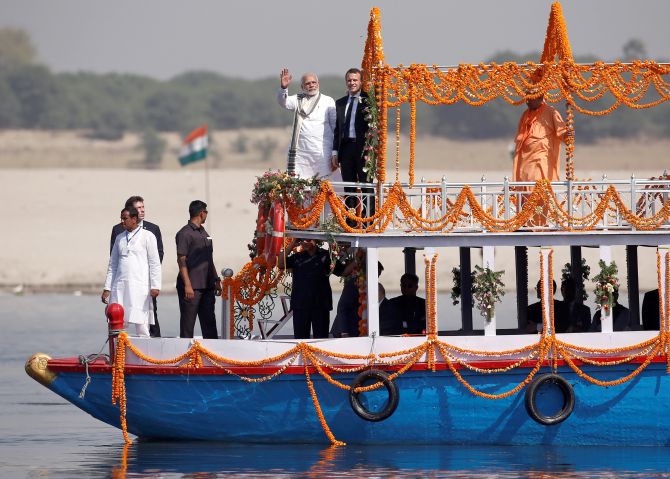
left=389, top=273, right=426, bottom=335
left=110, top=195, right=163, bottom=337
left=561, top=277, right=592, bottom=332
left=379, top=283, right=403, bottom=335
left=641, top=289, right=660, bottom=330
left=526, top=279, right=569, bottom=333
left=332, top=68, right=373, bottom=221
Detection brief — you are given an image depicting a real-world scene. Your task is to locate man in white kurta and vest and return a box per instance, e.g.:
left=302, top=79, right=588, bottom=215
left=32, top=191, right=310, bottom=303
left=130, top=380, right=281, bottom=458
left=102, top=206, right=161, bottom=337
left=277, top=68, right=340, bottom=180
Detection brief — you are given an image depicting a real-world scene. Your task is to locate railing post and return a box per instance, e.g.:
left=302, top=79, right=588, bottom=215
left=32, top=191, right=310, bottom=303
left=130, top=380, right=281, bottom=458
left=566, top=178, right=573, bottom=230
left=441, top=176, right=447, bottom=219
left=480, top=175, right=487, bottom=229
left=220, top=268, right=234, bottom=339
left=503, top=176, right=510, bottom=221
left=630, top=174, right=636, bottom=227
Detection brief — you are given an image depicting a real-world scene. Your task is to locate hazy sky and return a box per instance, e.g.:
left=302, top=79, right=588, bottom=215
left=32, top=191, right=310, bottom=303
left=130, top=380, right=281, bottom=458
left=2, top=0, right=668, bottom=80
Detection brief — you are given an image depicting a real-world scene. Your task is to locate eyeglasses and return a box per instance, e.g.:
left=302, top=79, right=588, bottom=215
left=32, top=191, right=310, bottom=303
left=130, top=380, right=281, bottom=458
left=120, top=216, right=130, bottom=221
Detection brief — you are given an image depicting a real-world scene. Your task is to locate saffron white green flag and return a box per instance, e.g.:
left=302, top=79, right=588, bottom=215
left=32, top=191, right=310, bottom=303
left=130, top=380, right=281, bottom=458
left=179, top=125, right=208, bottom=166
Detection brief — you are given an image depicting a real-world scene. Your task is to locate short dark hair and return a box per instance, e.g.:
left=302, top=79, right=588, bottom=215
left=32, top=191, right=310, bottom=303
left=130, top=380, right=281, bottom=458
left=536, top=279, right=557, bottom=294
left=124, top=196, right=144, bottom=209
left=345, top=68, right=362, bottom=79
left=122, top=206, right=139, bottom=219
left=189, top=200, right=207, bottom=218
left=400, top=273, right=419, bottom=287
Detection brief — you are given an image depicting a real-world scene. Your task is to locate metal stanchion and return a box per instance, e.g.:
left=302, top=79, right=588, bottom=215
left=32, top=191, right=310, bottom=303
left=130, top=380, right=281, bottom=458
left=220, top=268, right=234, bottom=339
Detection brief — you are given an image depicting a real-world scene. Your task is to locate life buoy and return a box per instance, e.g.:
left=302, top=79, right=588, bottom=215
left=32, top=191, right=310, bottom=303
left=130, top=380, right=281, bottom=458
left=264, top=200, right=285, bottom=263
left=525, top=373, right=575, bottom=426
left=349, top=369, right=399, bottom=422
left=254, top=204, right=268, bottom=258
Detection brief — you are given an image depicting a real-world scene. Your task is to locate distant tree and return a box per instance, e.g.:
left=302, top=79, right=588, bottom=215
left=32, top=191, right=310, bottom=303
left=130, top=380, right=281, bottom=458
left=622, top=39, right=647, bottom=61
left=144, top=89, right=195, bottom=132
left=253, top=136, right=278, bottom=162
left=139, top=128, right=166, bottom=169
left=0, top=28, right=37, bottom=71
left=7, top=64, right=65, bottom=128
left=0, top=75, right=20, bottom=127
left=230, top=132, right=249, bottom=153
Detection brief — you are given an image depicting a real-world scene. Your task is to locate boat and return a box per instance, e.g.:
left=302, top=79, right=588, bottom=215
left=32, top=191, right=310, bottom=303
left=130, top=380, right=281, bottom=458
left=26, top=3, right=670, bottom=446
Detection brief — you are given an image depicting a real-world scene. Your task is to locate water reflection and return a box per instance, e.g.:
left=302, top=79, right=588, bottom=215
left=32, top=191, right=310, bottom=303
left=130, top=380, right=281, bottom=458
left=96, top=441, right=670, bottom=479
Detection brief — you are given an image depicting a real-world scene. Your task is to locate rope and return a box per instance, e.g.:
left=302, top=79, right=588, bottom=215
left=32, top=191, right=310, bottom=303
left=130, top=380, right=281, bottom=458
left=78, top=339, right=110, bottom=399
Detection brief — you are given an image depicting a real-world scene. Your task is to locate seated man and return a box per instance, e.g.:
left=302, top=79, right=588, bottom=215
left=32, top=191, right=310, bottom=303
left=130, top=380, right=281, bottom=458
left=526, top=279, right=568, bottom=333
left=641, top=289, right=660, bottom=330
left=591, top=289, right=634, bottom=332
left=561, top=277, right=592, bottom=332
left=389, top=273, right=426, bottom=334
left=379, top=283, right=402, bottom=335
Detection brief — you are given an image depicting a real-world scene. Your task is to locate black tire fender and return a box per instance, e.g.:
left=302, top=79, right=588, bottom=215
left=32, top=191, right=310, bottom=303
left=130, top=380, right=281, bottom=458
left=349, top=369, right=399, bottom=422
left=525, top=372, right=575, bottom=426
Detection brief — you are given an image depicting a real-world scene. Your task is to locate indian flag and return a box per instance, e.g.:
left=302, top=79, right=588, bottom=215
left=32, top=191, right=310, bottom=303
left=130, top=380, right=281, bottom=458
left=179, top=125, right=208, bottom=166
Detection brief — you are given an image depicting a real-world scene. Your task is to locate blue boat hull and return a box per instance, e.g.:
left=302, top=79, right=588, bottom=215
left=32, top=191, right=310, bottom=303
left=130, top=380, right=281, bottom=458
left=46, top=362, right=670, bottom=445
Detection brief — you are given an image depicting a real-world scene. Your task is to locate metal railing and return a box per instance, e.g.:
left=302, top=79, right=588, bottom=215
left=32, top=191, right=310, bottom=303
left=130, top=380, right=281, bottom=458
left=296, top=176, right=670, bottom=233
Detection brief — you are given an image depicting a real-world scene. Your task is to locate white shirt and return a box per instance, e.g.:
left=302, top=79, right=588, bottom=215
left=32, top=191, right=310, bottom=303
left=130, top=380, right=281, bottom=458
left=277, top=88, right=339, bottom=179
left=344, top=93, right=361, bottom=140
left=105, top=226, right=161, bottom=325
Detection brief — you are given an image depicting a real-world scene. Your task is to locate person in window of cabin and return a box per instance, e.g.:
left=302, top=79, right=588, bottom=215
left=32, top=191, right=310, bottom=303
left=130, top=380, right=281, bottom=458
left=525, top=279, right=569, bottom=333
left=389, top=273, right=426, bottom=335
left=641, top=289, right=660, bottom=331
left=561, top=277, right=592, bottom=332
left=591, top=289, right=634, bottom=332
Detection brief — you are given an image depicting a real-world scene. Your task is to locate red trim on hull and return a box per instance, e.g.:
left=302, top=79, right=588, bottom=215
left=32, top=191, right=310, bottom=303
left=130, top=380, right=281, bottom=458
left=47, top=355, right=669, bottom=376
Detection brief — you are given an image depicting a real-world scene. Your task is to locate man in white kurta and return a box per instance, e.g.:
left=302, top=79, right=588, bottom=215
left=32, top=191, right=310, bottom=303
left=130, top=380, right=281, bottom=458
left=277, top=69, right=340, bottom=180
left=102, top=207, right=161, bottom=337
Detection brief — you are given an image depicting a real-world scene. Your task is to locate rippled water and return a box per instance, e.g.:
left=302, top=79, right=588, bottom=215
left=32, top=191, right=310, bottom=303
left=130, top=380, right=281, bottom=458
left=2, top=293, right=669, bottom=478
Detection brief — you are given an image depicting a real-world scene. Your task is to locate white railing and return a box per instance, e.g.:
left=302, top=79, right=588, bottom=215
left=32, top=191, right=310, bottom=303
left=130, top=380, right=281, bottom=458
left=296, top=176, right=670, bottom=233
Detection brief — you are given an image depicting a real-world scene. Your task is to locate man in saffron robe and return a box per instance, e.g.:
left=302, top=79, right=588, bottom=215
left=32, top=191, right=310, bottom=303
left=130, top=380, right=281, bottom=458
left=512, top=93, right=573, bottom=226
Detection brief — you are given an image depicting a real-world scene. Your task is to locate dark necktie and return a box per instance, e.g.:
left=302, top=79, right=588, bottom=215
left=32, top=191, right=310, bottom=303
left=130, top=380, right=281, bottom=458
left=344, top=96, right=356, bottom=139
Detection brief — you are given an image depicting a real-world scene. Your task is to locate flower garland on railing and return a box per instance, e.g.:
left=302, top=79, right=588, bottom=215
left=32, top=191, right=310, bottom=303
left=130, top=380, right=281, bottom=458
left=593, top=260, right=619, bottom=313
left=282, top=179, right=670, bottom=235
left=111, top=242, right=670, bottom=446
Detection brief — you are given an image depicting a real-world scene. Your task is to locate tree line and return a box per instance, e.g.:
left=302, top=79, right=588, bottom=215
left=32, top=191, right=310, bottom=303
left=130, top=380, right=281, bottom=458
left=1, top=28, right=668, bottom=143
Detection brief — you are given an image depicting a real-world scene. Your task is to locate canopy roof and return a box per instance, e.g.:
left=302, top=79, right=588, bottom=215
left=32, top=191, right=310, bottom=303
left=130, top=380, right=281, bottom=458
left=361, top=3, right=670, bottom=184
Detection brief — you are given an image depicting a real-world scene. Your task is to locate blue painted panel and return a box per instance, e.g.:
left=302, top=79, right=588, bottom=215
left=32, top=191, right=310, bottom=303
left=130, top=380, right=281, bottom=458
left=46, top=363, right=670, bottom=445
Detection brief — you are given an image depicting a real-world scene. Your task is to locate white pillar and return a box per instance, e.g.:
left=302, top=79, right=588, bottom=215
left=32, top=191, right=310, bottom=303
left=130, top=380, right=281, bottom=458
left=366, top=247, right=380, bottom=337
left=483, top=246, right=496, bottom=336
left=540, top=247, right=553, bottom=336
left=599, top=245, right=612, bottom=264
left=598, top=245, right=614, bottom=332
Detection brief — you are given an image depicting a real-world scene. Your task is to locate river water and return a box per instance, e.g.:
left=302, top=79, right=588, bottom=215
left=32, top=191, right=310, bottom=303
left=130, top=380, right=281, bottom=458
left=2, top=293, right=669, bottom=478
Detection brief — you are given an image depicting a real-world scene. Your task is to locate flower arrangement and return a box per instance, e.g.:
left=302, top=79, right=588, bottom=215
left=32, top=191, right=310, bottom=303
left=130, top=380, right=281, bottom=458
left=561, top=258, right=590, bottom=302
left=250, top=170, right=320, bottom=208
left=593, top=260, right=619, bottom=313
left=361, top=93, right=379, bottom=182
left=471, top=265, right=506, bottom=321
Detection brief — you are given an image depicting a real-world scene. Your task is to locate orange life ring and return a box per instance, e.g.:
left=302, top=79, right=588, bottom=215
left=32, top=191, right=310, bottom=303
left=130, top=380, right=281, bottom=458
left=264, top=200, right=285, bottom=263
left=254, top=204, right=269, bottom=258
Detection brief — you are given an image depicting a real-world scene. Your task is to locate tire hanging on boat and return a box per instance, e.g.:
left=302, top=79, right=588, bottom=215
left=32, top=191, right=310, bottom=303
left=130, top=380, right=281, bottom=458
left=525, top=373, right=575, bottom=426
left=264, top=200, right=285, bottom=264
left=254, top=204, right=269, bottom=258
left=349, top=369, right=399, bottom=422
